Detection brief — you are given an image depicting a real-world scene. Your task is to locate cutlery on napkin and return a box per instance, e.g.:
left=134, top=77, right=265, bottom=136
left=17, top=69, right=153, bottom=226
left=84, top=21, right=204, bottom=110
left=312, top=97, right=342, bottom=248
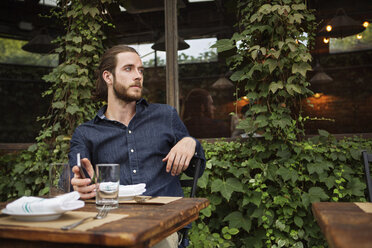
left=5, top=191, right=84, bottom=214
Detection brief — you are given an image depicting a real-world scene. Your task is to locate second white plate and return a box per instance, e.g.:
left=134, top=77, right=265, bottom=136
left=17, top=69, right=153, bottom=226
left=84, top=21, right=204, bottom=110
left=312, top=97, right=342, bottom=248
left=1, top=209, right=64, bottom=222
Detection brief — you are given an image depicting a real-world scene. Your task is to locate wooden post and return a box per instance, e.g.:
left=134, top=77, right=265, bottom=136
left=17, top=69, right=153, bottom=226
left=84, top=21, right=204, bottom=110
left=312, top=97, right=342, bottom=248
left=164, top=0, right=179, bottom=112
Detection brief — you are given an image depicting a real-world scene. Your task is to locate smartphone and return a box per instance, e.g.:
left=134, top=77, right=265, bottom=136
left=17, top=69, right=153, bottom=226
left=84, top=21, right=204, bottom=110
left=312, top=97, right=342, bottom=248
left=77, top=153, right=86, bottom=179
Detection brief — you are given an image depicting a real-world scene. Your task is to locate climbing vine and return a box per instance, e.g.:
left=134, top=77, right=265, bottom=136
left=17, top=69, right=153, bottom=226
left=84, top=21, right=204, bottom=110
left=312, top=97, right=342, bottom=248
left=0, top=0, right=117, bottom=199
left=213, top=0, right=316, bottom=142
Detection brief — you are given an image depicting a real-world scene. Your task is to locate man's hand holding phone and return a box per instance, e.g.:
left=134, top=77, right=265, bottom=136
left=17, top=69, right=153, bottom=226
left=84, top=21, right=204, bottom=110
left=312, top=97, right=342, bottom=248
left=71, top=155, right=96, bottom=199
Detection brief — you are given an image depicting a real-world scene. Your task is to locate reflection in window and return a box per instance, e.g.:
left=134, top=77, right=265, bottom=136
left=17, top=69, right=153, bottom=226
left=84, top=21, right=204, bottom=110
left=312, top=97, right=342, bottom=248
left=0, top=37, right=58, bottom=67
left=330, top=24, right=372, bottom=53
left=132, top=37, right=217, bottom=67
left=182, top=88, right=230, bottom=138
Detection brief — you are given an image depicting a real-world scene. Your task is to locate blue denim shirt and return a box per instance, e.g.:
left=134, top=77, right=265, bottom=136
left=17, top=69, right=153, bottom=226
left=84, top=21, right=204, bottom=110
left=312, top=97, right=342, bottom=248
left=68, top=98, right=205, bottom=197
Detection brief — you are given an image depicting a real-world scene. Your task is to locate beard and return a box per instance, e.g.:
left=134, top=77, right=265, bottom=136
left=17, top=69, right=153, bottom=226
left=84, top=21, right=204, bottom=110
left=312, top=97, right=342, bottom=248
left=112, top=76, right=142, bottom=102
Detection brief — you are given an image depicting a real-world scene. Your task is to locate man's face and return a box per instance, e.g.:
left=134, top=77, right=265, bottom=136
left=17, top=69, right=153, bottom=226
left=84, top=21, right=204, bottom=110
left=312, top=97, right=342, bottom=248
left=111, top=52, right=144, bottom=102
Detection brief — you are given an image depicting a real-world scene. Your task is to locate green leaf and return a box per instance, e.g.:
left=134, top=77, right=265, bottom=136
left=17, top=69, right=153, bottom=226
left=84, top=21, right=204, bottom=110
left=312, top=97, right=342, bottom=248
left=230, top=69, right=245, bottom=82
left=287, top=43, right=297, bottom=52
left=211, top=39, right=235, bottom=52
left=292, top=62, right=312, bottom=77
left=259, top=4, right=273, bottom=15
left=307, top=163, right=331, bottom=175
left=89, top=7, right=100, bottom=17
left=251, top=104, right=267, bottom=113
left=318, top=129, right=330, bottom=137
left=52, top=101, right=65, bottom=109
left=292, top=3, right=306, bottom=10
left=72, top=36, right=82, bottom=43
left=347, top=178, right=366, bottom=196
left=248, top=64, right=263, bottom=78
left=293, top=13, right=304, bottom=23
left=264, top=59, right=278, bottom=74
left=250, top=191, right=262, bottom=207
left=275, top=220, right=286, bottom=231
left=269, top=81, right=283, bottom=93
left=83, top=44, right=95, bottom=52
left=211, top=178, right=244, bottom=201
left=276, top=167, right=298, bottom=183
left=273, top=196, right=289, bottom=207
left=63, top=64, right=78, bottom=74
left=286, top=84, right=302, bottom=95
left=223, top=211, right=251, bottom=232
left=66, top=105, right=80, bottom=115
left=294, top=216, right=303, bottom=227
left=302, top=187, right=329, bottom=206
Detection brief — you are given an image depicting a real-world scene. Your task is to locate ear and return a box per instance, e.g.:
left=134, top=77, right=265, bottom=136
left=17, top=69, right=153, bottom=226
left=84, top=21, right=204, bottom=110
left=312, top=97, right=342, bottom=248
left=102, top=70, right=113, bottom=86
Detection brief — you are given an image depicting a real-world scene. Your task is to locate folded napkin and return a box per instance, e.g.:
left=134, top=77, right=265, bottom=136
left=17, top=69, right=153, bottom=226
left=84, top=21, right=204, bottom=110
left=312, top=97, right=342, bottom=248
left=5, top=191, right=84, bottom=214
left=119, top=183, right=146, bottom=197
left=99, top=182, right=119, bottom=193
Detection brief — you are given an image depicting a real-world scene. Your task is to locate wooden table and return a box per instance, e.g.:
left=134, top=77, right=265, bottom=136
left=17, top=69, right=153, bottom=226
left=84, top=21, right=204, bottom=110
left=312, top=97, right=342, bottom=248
left=312, top=202, right=372, bottom=248
left=0, top=197, right=209, bottom=248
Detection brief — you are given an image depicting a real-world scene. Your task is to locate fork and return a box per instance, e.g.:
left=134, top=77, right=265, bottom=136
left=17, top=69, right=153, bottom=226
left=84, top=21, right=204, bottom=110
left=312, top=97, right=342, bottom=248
left=61, top=205, right=108, bottom=230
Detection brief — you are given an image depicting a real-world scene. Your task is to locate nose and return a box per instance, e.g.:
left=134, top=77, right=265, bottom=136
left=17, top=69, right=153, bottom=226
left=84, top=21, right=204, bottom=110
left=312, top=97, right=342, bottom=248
left=134, top=69, right=143, bottom=80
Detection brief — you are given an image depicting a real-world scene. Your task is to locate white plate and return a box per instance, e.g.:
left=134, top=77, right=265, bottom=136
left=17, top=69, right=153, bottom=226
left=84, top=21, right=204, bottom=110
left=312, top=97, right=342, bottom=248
left=1, top=209, right=64, bottom=222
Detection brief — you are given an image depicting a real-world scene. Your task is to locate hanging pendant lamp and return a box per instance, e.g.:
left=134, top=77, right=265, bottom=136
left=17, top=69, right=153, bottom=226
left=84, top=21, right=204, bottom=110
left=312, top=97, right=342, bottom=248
left=151, top=35, right=190, bottom=51
left=211, top=76, right=234, bottom=89
left=319, top=8, right=366, bottom=38
left=22, top=28, right=57, bottom=54
left=310, top=61, right=333, bottom=84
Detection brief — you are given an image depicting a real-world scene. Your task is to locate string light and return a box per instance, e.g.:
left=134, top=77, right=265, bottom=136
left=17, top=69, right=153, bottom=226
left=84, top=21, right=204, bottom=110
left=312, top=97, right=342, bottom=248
left=356, top=34, right=363, bottom=39
left=363, top=21, right=369, bottom=28
left=323, top=37, right=330, bottom=44
left=326, top=25, right=332, bottom=32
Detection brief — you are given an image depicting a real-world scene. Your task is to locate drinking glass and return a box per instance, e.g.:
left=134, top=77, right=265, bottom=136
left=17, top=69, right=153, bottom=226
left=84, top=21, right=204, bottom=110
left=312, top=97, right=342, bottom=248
left=49, top=163, right=71, bottom=197
left=95, top=163, right=120, bottom=210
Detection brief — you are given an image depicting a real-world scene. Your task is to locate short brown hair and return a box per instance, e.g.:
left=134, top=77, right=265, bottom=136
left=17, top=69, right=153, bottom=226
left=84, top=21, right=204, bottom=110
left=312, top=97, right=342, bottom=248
left=93, top=45, right=139, bottom=101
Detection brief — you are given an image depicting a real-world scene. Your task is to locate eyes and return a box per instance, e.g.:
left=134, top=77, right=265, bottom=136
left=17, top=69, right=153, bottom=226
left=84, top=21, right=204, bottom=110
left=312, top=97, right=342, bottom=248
left=123, top=66, right=144, bottom=75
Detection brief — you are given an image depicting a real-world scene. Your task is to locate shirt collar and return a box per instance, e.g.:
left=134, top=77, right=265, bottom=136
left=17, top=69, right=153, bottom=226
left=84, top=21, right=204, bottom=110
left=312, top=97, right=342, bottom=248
left=94, top=98, right=149, bottom=123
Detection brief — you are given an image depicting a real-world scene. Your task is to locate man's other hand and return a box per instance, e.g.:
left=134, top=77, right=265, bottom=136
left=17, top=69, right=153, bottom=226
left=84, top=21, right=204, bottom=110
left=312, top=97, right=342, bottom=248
left=162, top=137, right=196, bottom=176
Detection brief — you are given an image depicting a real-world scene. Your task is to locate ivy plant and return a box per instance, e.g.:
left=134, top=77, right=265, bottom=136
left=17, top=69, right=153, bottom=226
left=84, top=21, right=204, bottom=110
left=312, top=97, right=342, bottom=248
left=190, top=133, right=372, bottom=247
left=212, top=0, right=316, bottom=141
left=0, top=0, right=115, bottom=200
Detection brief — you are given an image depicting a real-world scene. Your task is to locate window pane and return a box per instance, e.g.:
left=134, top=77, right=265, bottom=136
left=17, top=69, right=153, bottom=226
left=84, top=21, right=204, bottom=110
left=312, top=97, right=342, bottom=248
left=0, top=37, right=58, bottom=67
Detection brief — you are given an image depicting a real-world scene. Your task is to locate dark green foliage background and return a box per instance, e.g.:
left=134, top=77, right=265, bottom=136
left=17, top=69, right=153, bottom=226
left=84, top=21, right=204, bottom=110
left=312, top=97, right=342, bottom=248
left=188, top=133, right=372, bottom=247
left=1, top=1, right=372, bottom=248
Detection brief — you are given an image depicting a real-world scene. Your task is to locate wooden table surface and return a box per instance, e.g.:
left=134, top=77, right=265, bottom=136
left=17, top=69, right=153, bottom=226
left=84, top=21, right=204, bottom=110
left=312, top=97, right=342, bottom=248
left=312, top=202, right=372, bottom=248
left=0, top=197, right=209, bottom=248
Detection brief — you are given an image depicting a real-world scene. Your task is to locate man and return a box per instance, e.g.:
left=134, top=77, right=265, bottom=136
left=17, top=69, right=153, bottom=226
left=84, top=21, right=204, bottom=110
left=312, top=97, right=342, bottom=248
left=68, top=45, right=205, bottom=247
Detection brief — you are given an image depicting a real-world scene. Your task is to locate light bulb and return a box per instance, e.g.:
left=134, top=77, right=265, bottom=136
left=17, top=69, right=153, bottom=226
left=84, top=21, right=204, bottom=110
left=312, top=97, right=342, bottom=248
left=326, top=25, right=332, bottom=32
left=313, top=93, right=322, bottom=99
left=323, top=37, right=330, bottom=44
left=356, top=34, right=362, bottom=39
left=363, top=21, right=369, bottom=28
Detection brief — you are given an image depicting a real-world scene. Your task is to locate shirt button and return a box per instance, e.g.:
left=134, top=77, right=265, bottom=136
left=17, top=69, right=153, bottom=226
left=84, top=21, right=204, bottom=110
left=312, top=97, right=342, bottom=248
left=131, top=149, right=134, bottom=153
left=128, top=130, right=132, bottom=134
left=133, top=170, right=137, bottom=174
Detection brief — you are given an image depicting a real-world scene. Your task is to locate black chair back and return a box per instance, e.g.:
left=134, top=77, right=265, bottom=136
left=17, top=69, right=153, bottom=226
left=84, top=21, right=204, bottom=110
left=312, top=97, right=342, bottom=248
left=180, top=158, right=201, bottom=197
left=178, top=157, right=202, bottom=247
left=362, top=151, right=372, bottom=202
